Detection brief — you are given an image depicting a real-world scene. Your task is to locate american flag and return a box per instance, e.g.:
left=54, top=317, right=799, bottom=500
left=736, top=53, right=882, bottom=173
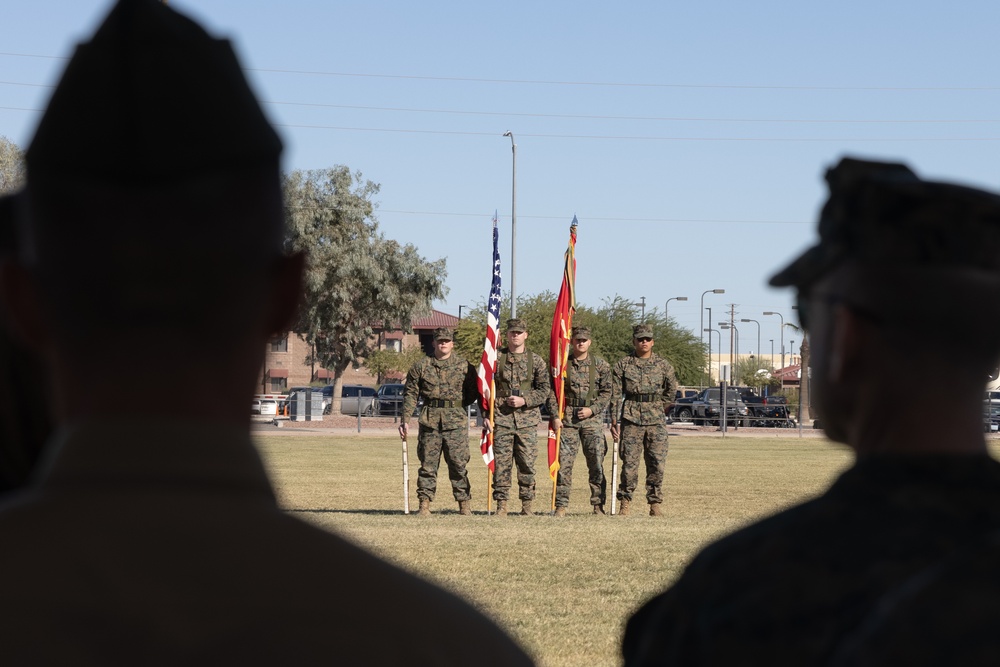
left=477, top=217, right=502, bottom=471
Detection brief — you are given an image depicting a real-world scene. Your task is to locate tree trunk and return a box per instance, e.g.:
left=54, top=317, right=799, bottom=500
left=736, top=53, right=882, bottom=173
left=800, top=334, right=812, bottom=421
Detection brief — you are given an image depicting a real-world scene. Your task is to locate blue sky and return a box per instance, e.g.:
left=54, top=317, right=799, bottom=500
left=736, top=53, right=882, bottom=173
left=3, top=1, right=1000, bottom=359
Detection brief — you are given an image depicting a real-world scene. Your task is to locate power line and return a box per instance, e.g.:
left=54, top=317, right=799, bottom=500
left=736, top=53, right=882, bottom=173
left=275, top=123, right=1000, bottom=142
left=2, top=50, right=1000, bottom=91
left=290, top=205, right=809, bottom=225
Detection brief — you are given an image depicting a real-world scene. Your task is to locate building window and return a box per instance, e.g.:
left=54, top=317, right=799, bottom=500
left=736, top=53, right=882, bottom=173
left=270, top=377, right=287, bottom=392
left=270, top=335, right=289, bottom=353
left=387, top=339, right=401, bottom=352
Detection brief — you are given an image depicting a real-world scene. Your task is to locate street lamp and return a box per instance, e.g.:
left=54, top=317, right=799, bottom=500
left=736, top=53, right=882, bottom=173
left=705, top=306, right=713, bottom=383
left=634, top=296, right=647, bottom=321
left=665, top=296, right=688, bottom=320
left=763, top=311, right=785, bottom=370
left=700, top=289, right=725, bottom=350
left=503, top=131, right=517, bottom=317
left=740, top=318, right=761, bottom=369
left=769, top=339, right=774, bottom=370
left=703, top=328, right=720, bottom=384
left=458, top=305, right=468, bottom=321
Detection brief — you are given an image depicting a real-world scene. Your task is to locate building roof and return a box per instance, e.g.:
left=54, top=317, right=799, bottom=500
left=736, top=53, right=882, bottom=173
left=373, top=309, right=458, bottom=332
left=412, top=310, right=459, bottom=329
left=773, top=364, right=801, bottom=381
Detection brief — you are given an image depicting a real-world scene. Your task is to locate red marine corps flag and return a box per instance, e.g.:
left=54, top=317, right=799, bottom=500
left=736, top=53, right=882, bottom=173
left=548, top=217, right=577, bottom=508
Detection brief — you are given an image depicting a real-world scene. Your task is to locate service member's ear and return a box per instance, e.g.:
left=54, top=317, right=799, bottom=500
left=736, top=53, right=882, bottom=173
left=0, top=259, right=51, bottom=353
left=827, top=304, right=864, bottom=384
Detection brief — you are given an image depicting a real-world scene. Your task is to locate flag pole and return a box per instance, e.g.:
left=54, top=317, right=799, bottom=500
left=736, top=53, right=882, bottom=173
left=402, top=437, right=410, bottom=514
left=610, top=436, right=619, bottom=515
left=548, top=217, right=577, bottom=513
left=487, top=378, right=496, bottom=513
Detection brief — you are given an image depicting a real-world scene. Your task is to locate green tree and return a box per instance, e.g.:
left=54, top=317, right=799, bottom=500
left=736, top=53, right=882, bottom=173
left=451, top=291, right=708, bottom=386
left=283, top=167, right=447, bottom=412
left=364, top=345, right=427, bottom=384
left=0, top=136, right=25, bottom=194
left=735, top=355, right=772, bottom=391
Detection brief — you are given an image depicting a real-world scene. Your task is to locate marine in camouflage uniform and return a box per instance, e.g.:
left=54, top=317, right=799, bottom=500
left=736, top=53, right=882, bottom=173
left=399, top=327, right=478, bottom=516
left=487, top=318, right=551, bottom=516
left=609, top=323, right=677, bottom=517
left=547, top=326, right=612, bottom=515
left=623, top=158, right=1000, bottom=665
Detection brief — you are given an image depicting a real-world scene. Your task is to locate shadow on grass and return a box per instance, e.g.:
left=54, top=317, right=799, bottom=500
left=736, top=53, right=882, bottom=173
left=286, top=508, right=538, bottom=517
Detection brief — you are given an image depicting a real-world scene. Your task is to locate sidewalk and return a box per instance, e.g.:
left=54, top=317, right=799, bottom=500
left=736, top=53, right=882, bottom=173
left=251, top=416, right=831, bottom=439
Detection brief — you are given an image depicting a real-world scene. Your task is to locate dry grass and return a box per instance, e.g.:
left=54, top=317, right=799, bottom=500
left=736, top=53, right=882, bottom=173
left=254, top=431, right=854, bottom=666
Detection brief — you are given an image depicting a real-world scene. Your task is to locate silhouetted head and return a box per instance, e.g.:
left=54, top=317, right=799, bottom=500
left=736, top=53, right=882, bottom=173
left=771, top=157, right=1000, bottom=443
left=21, top=0, right=286, bottom=346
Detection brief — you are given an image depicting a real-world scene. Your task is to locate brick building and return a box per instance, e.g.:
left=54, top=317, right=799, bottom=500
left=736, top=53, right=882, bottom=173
left=257, top=309, right=460, bottom=393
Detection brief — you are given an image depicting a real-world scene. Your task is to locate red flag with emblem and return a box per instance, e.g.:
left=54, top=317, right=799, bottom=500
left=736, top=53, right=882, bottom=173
left=548, top=217, right=577, bottom=486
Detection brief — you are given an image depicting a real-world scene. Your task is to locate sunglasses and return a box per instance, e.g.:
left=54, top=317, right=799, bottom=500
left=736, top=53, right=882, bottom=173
left=636, top=337, right=653, bottom=343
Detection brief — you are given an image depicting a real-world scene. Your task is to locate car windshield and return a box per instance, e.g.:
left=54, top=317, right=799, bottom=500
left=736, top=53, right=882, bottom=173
left=706, top=389, right=742, bottom=402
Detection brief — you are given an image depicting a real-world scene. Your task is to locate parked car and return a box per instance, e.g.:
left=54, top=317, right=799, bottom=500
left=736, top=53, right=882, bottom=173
left=691, top=387, right=750, bottom=427
left=985, top=391, right=1000, bottom=433
left=734, top=386, right=793, bottom=427
left=375, top=383, right=410, bottom=416
left=321, top=384, right=376, bottom=416
left=251, top=398, right=278, bottom=416
left=670, top=388, right=702, bottom=423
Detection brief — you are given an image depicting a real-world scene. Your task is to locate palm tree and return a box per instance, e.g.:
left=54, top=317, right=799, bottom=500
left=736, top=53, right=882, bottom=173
left=786, top=323, right=811, bottom=422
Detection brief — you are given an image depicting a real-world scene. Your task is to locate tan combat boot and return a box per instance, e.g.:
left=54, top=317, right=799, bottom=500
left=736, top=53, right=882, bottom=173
left=417, top=498, right=431, bottom=516
left=495, top=500, right=508, bottom=517
left=458, top=500, right=472, bottom=515
left=619, top=498, right=631, bottom=516
left=649, top=503, right=664, bottom=517
left=554, top=507, right=567, bottom=517
left=520, top=500, right=533, bottom=516
left=593, top=504, right=606, bottom=515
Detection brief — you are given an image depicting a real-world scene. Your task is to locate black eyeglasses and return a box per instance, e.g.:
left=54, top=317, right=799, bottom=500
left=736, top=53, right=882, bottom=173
left=796, top=291, right=881, bottom=331
left=636, top=337, right=653, bottom=343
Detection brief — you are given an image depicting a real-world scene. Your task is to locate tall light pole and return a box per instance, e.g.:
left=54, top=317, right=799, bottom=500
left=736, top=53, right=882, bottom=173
left=703, top=328, right=720, bottom=384
left=665, top=296, right=687, bottom=321
left=700, top=289, right=725, bottom=350
left=769, top=339, right=774, bottom=370
left=503, top=131, right=517, bottom=317
left=763, top=311, right=785, bottom=370
left=740, top=318, right=761, bottom=368
left=705, top=307, right=713, bottom=384
left=458, top=305, right=468, bottom=321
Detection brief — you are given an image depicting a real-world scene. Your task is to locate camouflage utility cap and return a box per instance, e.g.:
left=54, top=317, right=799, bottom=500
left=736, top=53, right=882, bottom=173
left=506, top=319, right=527, bottom=333
left=770, top=157, right=1000, bottom=289
left=633, top=324, right=654, bottom=339
left=433, top=327, right=454, bottom=341
left=572, top=326, right=592, bottom=340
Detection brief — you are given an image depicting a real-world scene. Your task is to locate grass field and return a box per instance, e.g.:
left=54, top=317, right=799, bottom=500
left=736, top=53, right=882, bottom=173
left=254, top=431, right=853, bottom=666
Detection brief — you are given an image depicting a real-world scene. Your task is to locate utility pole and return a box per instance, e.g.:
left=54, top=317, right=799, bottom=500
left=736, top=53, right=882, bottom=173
left=729, top=304, right=736, bottom=384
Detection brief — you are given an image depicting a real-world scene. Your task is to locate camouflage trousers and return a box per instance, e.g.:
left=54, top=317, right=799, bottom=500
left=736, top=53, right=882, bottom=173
left=491, top=425, right=537, bottom=502
left=555, top=420, right=607, bottom=508
left=616, top=421, right=668, bottom=504
left=416, top=424, right=471, bottom=502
